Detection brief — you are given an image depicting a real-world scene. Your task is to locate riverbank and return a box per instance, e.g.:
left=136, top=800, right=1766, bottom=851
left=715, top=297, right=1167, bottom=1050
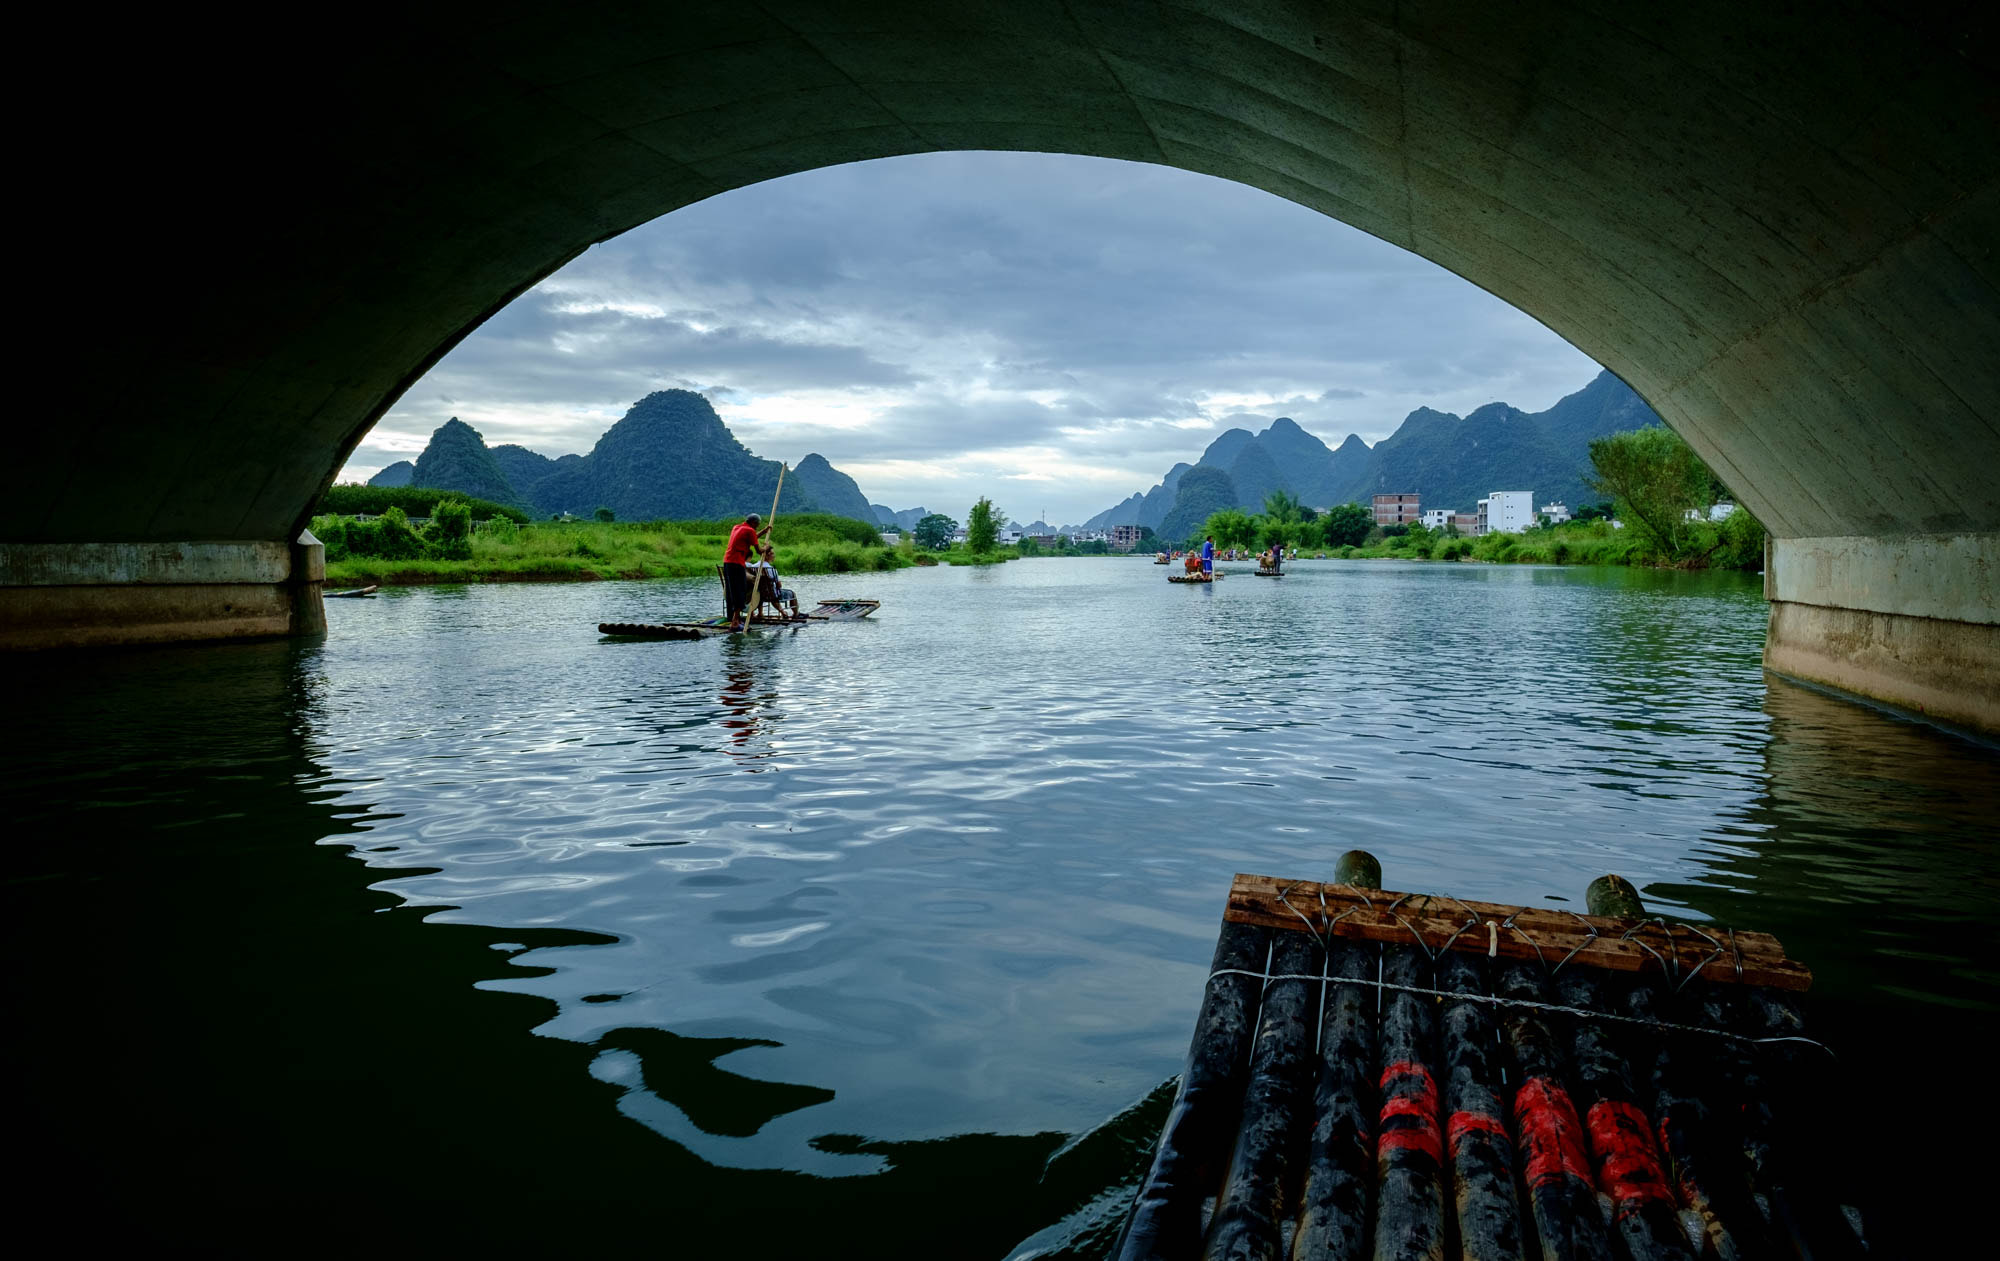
left=318, top=514, right=911, bottom=586
left=1296, top=515, right=1763, bottom=569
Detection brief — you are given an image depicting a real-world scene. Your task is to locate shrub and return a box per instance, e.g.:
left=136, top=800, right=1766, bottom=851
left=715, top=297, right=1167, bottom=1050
left=426, top=496, right=474, bottom=560
left=371, top=506, right=432, bottom=560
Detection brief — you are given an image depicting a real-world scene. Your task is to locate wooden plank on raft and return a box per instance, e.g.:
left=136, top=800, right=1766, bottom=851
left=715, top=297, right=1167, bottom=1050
left=1223, top=873, right=1812, bottom=992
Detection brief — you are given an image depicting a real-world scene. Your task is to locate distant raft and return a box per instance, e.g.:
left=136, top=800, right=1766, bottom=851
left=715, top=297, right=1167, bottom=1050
left=598, top=599, right=880, bottom=640
left=325, top=584, right=380, bottom=598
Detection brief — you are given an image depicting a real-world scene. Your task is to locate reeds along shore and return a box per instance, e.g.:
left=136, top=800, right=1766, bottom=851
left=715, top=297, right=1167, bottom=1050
left=1114, top=857, right=1862, bottom=1261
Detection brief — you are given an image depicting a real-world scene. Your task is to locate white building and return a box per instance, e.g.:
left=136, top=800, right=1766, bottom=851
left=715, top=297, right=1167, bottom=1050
left=1420, top=509, right=1454, bottom=530
left=1475, top=490, right=1535, bottom=535
left=1540, top=501, right=1571, bottom=524
left=879, top=530, right=901, bottom=545
left=1684, top=502, right=1738, bottom=522
left=998, top=524, right=1022, bottom=544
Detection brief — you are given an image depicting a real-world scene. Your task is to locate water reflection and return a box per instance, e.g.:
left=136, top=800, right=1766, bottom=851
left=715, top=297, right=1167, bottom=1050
left=719, top=643, right=780, bottom=767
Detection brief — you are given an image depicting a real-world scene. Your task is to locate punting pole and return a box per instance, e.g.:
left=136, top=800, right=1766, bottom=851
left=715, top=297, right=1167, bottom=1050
left=1116, top=919, right=1272, bottom=1261
left=1493, top=961, right=1616, bottom=1261
left=1560, top=878, right=1696, bottom=1261
left=1438, top=949, right=1523, bottom=1261
left=1374, top=881, right=1447, bottom=1260
left=1290, top=850, right=1384, bottom=1261
left=1202, top=929, right=1320, bottom=1259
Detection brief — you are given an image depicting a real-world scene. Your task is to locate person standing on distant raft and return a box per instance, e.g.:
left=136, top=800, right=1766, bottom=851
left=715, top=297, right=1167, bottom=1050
left=722, top=512, right=769, bottom=630
left=1201, top=534, right=1215, bottom=577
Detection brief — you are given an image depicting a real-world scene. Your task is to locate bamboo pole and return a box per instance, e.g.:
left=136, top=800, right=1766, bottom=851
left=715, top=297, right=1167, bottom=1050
left=1374, top=914, right=1447, bottom=1259
left=1439, top=950, right=1523, bottom=1261
left=1203, top=931, right=1320, bottom=1260
left=1494, top=960, right=1616, bottom=1261
left=1116, top=921, right=1271, bottom=1261
left=1559, top=878, right=1695, bottom=1261
left=1291, top=850, right=1383, bottom=1261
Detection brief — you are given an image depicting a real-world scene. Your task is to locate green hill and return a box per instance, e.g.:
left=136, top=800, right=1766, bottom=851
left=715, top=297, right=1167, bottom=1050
left=399, top=392, right=879, bottom=524
left=529, top=390, right=813, bottom=521
left=410, top=418, right=527, bottom=509
left=1079, top=370, right=1661, bottom=522
left=1159, top=465, right=1240, bottom=543
left=790, top=453, right=875, bottom=521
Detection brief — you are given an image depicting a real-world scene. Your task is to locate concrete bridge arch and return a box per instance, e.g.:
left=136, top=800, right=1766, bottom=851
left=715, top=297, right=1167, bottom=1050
left=6, top=1, right=1996, bottom=728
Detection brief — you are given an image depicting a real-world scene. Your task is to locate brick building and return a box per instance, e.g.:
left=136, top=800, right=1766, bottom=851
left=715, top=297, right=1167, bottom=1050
left=1372, top=493, right=1421, bottom=526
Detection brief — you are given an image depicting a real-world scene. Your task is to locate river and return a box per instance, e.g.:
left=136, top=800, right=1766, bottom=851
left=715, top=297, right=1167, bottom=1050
left=6, top=558, right=1993, bottom=1254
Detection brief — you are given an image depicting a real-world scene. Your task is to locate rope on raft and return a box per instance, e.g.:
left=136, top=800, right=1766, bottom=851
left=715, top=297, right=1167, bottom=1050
left=1201, top=965, right=1835, bottom=1058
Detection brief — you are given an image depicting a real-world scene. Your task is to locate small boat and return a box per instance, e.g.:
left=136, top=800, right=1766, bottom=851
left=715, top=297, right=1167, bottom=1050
left=1167, top=573, right=1216, bottom=584
left=598, top=599, right=881, bottom=640
left=1254, top=567, right=1284, bottom=577
left=325, top=584, right=380, bottom=598
left=1154, top=556, right=1170, bottom=565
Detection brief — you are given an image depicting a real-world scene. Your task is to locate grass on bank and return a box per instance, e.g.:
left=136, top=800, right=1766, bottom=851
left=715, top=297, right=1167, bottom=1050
left=317, top=511, right=909, bottom=585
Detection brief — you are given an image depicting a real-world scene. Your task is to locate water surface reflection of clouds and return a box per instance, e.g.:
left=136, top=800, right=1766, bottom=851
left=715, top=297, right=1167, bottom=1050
left=301, top=566, right=1994, bottom=1200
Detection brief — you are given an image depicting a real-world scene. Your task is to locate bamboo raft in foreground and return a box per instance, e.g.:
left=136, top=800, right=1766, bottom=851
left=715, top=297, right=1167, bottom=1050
left=1115, top=857, right=1864, bottom=1261
left=1168, top=572, right=1225, bottom=583
left=598, top=599, right=880, bottom=639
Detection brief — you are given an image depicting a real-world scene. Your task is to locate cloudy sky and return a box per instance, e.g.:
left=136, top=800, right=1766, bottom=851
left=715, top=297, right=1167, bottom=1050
left=343, top=152, right=1600, bottom=527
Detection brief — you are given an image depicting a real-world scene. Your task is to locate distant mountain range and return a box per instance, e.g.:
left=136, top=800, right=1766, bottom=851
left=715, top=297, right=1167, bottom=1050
left=1072, top=370, right=1659, bottom=533
left=371, top=391, right=877, bottom=523
left=370, top=370, right=1658, bottom=538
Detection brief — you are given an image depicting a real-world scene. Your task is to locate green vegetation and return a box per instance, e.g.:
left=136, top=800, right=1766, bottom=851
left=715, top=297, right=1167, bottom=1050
left=1310, top=505, right=1763, bottom=569
left=317, top=483, right=530, bottom=522
left=1585, top=426, right=1753, bottom=566
left=966, top=497, right=1000, bottom=553
left=314, top=511, right=906, bottom=584
left=1180, top=424, right=1764, bottom=571
left=912, top=513, right=956, bottom=550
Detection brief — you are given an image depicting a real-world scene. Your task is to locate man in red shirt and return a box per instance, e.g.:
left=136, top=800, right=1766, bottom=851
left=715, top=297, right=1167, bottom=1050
left=722, top=512, right=768, bottom=630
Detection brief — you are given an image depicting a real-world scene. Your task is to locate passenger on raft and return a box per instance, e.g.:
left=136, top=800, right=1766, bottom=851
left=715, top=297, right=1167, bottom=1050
left=722, top=512, right=771, bottom=630
left=757, top=544, right=800, bottom=620
left=1182, top=552, right=1203, bottom=574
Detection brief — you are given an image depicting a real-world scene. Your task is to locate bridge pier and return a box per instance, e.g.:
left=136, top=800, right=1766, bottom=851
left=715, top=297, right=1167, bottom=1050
left=1764, top=534, right=1998, bottom=734
left=0, top=533, right=325, bottom=650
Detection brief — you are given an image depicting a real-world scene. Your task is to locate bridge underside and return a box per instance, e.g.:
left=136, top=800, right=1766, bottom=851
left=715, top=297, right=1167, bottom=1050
left=8, top=1, right=1997, bottom=728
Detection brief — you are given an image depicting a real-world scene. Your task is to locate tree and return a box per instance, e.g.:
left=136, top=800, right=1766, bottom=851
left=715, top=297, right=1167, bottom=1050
left=1587, top=426, right=1712, bottom=560
left=1203, top=508, right=1259, bottom=549
left=966, top=497, right=1001, bottom=552
left=593, top=506, right=615, bottom=522
left=1322, top=501, right=1373, bottom=548
left=912, top=513, right=957, bottom=550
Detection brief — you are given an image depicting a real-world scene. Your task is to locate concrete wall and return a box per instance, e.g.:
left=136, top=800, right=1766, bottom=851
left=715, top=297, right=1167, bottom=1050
left=9, top=2, right=1997, bottom=722
left=0, top=536, right=325, bottom=650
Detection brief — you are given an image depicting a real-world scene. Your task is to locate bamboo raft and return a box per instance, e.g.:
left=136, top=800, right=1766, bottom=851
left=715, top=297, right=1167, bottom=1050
left=1115, top=856, right=1864, bottom=1261
left=1254, top=567, right=1283, bottom=577
left=1169, top=572, right=1225, bottom=584
left=598, top=599, right=880, bottom=640
left=325, top=584, right=380, bottom=598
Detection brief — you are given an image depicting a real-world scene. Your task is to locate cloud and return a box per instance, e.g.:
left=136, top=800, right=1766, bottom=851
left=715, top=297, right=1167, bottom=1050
left=350, top=152, right=1599, bottom=524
